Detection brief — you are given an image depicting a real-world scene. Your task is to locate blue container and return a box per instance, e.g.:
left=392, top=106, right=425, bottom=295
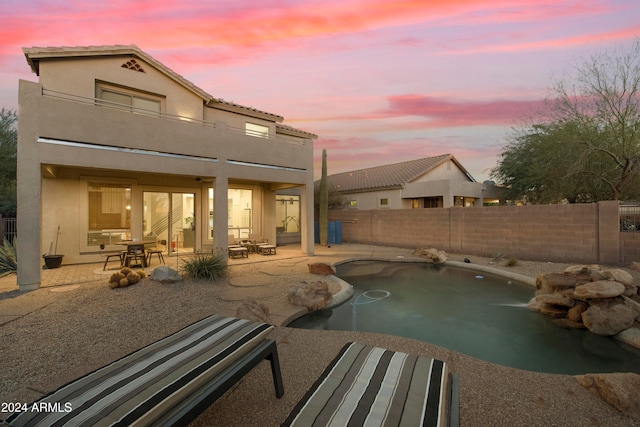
left=314, top=221, right=342, bottom=244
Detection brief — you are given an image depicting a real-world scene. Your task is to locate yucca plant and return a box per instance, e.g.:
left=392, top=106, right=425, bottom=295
left=0, top=239, right=17, bottom=277
left=180, top=251, right=228, bottom=282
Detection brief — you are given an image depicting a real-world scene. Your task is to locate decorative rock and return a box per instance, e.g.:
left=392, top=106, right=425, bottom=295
left=623, top=285, right=638, bottom=297
left=581, top=296, right=640, bottom=336
left=602, top=269, right=634, bottom=287
left=288, top=281, right=333, bottom=311
left=615, top=324, right=640, bottom=349
left=236, top=297, right=272, bottom=324
left=574, top=280, right=625, bottom=300
left=575, top=373, right=640, bottom=421
left=414, top=248, right=448, bottom=264
left=567, top=301, right=589, bottom=322
left=538, top=303, right=568, bottom=318
left=628, top=261, right=640, bottom=272
left=536, top=273, right=584, bottom=293
left=150, top=266, right=183, bottom=283
left=535, top=293, right=575, bottom=307
left=308, top=263, right=336, bottom=276
left=564, top=264, right=602, bottom=275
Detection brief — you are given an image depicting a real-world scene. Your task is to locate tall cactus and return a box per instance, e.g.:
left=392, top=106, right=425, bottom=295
left=319, top=149, right=328, bottom=246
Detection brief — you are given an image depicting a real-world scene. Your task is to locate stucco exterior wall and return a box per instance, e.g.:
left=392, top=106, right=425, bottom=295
left=329, top=201, right=624, bottom=264
left=38, top=56, right=205, bottom=120
left=412, top=160, right=470, bottom=182
left=17, top=47, right=316, bottom=290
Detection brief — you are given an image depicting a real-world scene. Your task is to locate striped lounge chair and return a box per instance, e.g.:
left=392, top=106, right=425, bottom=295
left=282, top=342, right=459, bottom=427
left=5, top=315, right=284, bottom=427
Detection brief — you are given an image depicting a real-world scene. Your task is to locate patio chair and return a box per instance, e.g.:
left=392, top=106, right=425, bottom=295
left=124, top=245, right=146, bottom=268
left=146, top=239, right=166, bottom=266
left=228, top=234, right=248, bottom=258
left=228, top=234, right=242, bottom=248
left=282, top=342, right=459, bottom=427
left=99, top=243, right=125, bottom=271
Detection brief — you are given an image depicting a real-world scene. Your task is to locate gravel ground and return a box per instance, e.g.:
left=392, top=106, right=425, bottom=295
left=0, top=245, right=639, bottom=426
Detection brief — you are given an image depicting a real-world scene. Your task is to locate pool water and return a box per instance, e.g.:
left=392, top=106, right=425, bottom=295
left=288, top=261, right=640, bottom=375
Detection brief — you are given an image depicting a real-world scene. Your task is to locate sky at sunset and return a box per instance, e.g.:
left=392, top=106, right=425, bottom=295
left=1, top=0, right=639, bottom=181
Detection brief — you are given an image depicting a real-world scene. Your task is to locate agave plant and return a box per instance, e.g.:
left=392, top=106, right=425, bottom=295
left=180, top=251, right=228, bottom=282
left=0, top=239, right=17, bottom=277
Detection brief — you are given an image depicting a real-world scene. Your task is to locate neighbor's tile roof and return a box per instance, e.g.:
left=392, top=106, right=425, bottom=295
left=325, top=154, right=474, bottom=192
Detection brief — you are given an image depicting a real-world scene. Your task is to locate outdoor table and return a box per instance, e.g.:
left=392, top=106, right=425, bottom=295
left=116, top=240, right=155, bottom=268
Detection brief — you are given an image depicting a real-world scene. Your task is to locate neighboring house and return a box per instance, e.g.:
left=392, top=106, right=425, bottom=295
left=325, top=154, right=503, bottom=210
left=17, top=45, right=317, bottom=290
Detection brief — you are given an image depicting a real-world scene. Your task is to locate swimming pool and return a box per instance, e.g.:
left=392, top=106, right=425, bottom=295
left=288, top=261, right=640, bottom=375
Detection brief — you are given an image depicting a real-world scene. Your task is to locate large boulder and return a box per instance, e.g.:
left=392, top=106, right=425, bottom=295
left=575, top=373, right=640, bottom=421
left=602, top=269, right=635, bottom=287
left=581, top=296, right=640, bottom=335
left=288, top=281, right=333, bottom=311
left=574, top=280, right=625, bottom=300
left=150, top=266, right=183, bottom=283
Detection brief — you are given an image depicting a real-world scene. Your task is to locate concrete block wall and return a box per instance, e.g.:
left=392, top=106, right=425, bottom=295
left=329, top=201, right=629, bottom=264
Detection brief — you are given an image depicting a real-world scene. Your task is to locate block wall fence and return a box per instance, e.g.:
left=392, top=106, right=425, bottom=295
left=328, top=200, right=640, bottom=265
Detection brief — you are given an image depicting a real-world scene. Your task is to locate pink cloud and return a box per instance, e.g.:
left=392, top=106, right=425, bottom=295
left=382, top=95, right=544, bottom=127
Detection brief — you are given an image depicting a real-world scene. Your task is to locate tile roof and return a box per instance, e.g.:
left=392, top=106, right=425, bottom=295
left=325, top=154, right=475, bottom=192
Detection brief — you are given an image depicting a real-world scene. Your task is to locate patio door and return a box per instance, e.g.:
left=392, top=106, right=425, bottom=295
left=143, top=192, right=195, bottom=254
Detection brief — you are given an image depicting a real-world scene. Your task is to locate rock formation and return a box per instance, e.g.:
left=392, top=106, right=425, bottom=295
left=530, top=265, right=640, bottom=349
left=288, top=281, right=333, bottom=311
left=413, top=248, right=448, bottom=264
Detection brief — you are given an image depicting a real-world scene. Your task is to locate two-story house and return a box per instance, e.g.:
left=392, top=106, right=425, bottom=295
left=325, top=154, right=503, bottom=210
left=17, top=45, right=317, bottom=290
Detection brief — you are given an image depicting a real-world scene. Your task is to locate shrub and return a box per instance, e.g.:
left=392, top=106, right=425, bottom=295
left=506, top=258, right=519, bottom=267
left=180, top=251, right=228, bottom=282
left=0, top=239, right=17, bottom=277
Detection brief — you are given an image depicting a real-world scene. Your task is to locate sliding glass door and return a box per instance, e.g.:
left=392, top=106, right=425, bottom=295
left=143, top=191, right=195, bottom=254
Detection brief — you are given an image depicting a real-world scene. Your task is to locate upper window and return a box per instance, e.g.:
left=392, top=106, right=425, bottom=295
left=97, top=83, right=163, bottom=118
left=245, top=122, right=269, bottom=139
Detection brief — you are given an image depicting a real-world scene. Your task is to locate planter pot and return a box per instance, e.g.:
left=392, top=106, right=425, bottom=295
left=43, top=254, right=64, bottom=269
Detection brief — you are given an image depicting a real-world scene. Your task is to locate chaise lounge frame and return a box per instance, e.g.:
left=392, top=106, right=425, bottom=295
left=5, top=315, right=284, bottom=427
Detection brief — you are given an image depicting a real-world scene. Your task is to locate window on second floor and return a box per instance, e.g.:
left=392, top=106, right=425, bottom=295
left=96, top=83, right=163, bottom=118
left=245, top=122, right=269, bottom=139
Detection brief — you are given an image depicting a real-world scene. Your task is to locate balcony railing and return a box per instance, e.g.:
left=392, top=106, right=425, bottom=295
left=41, top=88, right=309, bottom=146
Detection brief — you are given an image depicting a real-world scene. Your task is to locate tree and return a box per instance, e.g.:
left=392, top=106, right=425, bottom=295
left=0, top=108, right=17, bottom=217
left=492, top=39, right=640, bottom=202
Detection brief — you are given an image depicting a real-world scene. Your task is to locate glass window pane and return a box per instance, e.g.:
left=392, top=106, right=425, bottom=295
left=228, top=189, right=252, bottom=239
left=99, top=90, right=132, bottom=111
left=88, top=184, right=131, bottom=245
left=245, top=123, right=269, bottom=139
left=132, top=97, right=161, bottom=117
left=276, top=195, right=300, bottom=233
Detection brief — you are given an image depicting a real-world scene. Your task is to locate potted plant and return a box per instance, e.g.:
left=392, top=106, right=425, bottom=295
left=43, top=225, right=64, bottom=269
